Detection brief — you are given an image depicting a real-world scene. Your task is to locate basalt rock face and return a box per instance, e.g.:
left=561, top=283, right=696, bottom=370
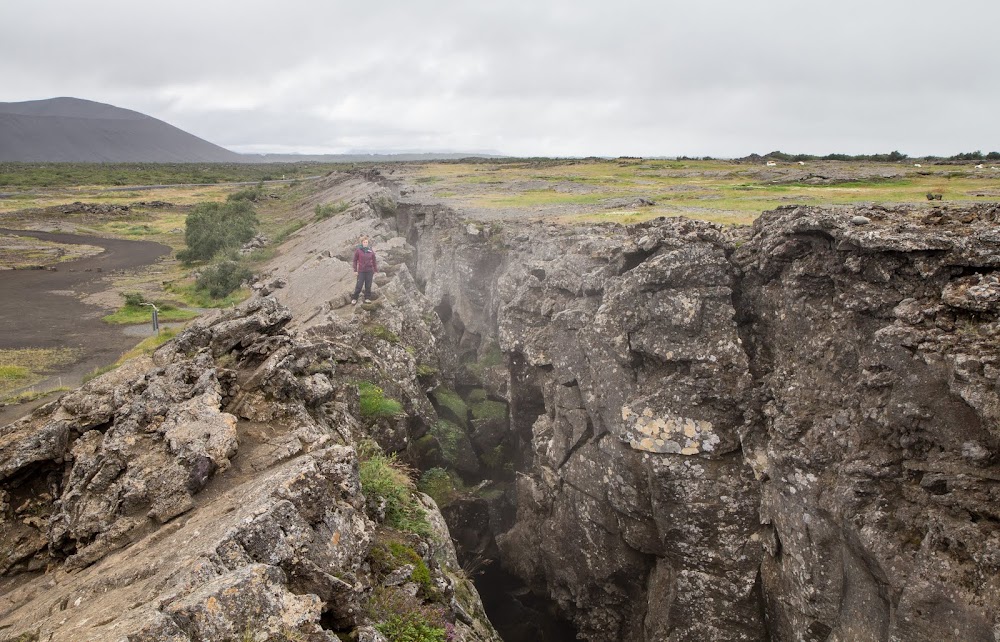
left=405, top=211, right=766, bottom=640
left=733, top=204, right=1000, bottom=641
left=398, top=202, right=1000, bottom=640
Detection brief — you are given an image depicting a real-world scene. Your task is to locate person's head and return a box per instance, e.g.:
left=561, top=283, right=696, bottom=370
left=360, top=236, right=370, bottom=247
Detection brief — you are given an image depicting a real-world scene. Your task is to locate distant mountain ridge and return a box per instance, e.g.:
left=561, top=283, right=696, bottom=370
left=0, top=97, right=242, bottom=162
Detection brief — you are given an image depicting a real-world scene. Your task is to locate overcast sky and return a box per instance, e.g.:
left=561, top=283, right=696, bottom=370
left=2, top=0, right=997, bottom=157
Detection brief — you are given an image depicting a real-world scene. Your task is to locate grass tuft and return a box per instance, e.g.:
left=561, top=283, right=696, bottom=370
left=314, top=200, right=350, bottom=220
left=102, top=302, right=198, bottom=325
left=358, top=381, right=405, bottom=419
left=358, top=446, right=432, bottom=537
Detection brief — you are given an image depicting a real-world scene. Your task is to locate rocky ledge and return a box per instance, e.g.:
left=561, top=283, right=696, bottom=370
left=0, top=295, right=500, bottom=642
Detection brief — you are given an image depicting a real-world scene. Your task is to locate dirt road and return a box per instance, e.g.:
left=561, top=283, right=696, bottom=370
left=0, top=229, right=170, bottom=422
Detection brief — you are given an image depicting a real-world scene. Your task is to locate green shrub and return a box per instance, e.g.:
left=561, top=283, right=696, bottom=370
left=314, top=200, right=350, bottom=220
left=358, top=381, right=404, bottom=419
left=122, top=291, right=146, bottom=307
left=359, top=450, right=431, bottom=537
left=196, top=261, right=253, bottom=299
left=176, top=200, right=258, bottom=263
left=372, top=194, right=398, bottom=217
left=227, top=186, right=265, bottom=203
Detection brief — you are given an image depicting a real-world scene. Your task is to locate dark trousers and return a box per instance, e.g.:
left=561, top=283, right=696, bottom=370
left=353, top=271, right=374, bottom=300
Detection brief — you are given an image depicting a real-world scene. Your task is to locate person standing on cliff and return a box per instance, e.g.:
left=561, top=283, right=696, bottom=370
left=351, top=235, right=378, bottom=304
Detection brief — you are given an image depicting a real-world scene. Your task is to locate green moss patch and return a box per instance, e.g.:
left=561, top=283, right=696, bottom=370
left=418, top=467, right=464, bottom=507
left=431, top=387, right=468, bottom=428
left=366, top=324, right=401, bottom=344
left=472, top=399, right=508, bottom=421
left=429, top=420, right=478, bottom=473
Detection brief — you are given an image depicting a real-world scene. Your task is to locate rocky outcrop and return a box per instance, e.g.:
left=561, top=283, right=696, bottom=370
left=0, top=293, right=500, bottom=642
left=404, top=212, right=765, bottom=640
left=396, top=198, right=1000, bottom=641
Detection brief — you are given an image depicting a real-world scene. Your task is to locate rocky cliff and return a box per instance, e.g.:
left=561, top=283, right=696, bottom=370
left=392, top=198, right=1000, bottom=641
left=2, top=172, right=999, bottom=642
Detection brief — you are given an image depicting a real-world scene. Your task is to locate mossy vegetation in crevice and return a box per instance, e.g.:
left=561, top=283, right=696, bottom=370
left=366, top=586, right=449, bottom=642
left=427, top=420, right=479, bottom=475
left=471, top=399, right=507, bottom=422
left=430, top=387, right=468, bottom=428
left=417, top=467, right=466, bottom=507
left=365, top=528, right=452, bottom=641
left=416, top=363, right=439, bottom=379
left=465, top=343, right=504, bottom=377
left=365, top=324, right=401, bottom=344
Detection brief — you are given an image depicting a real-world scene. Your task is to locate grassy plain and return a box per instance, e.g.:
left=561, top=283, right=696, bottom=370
left=395, top=158, right=1000, bottom=225
left=2, top=158, right=997, bottom=413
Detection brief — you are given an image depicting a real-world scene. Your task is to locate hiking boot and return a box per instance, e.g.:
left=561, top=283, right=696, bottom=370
left=351, top=299, right=357, bottom=305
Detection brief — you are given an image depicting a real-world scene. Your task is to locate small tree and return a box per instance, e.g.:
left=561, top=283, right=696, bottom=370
left=177, top=200, right=258, bottom=263
left=195, top=261, right=252, bottom=298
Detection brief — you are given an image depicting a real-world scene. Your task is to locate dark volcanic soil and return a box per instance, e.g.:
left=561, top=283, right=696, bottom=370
left=0, top=228, right=170, bottom=422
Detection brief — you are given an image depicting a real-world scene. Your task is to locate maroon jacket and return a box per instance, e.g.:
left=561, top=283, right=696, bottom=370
left=352, top=246, right=377, bottom=273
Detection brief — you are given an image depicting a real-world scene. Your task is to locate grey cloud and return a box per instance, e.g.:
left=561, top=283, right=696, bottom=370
left=2, top=0, right=998, bottom=156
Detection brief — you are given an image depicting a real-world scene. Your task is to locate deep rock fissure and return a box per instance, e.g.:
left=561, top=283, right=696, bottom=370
left=392, top=202, right=581, bottom=640
left=389, top=197, right=1000, bottom=641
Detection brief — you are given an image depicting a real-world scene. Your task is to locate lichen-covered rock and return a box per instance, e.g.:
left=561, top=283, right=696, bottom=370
left=0, top=448, right=363, bottom=641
